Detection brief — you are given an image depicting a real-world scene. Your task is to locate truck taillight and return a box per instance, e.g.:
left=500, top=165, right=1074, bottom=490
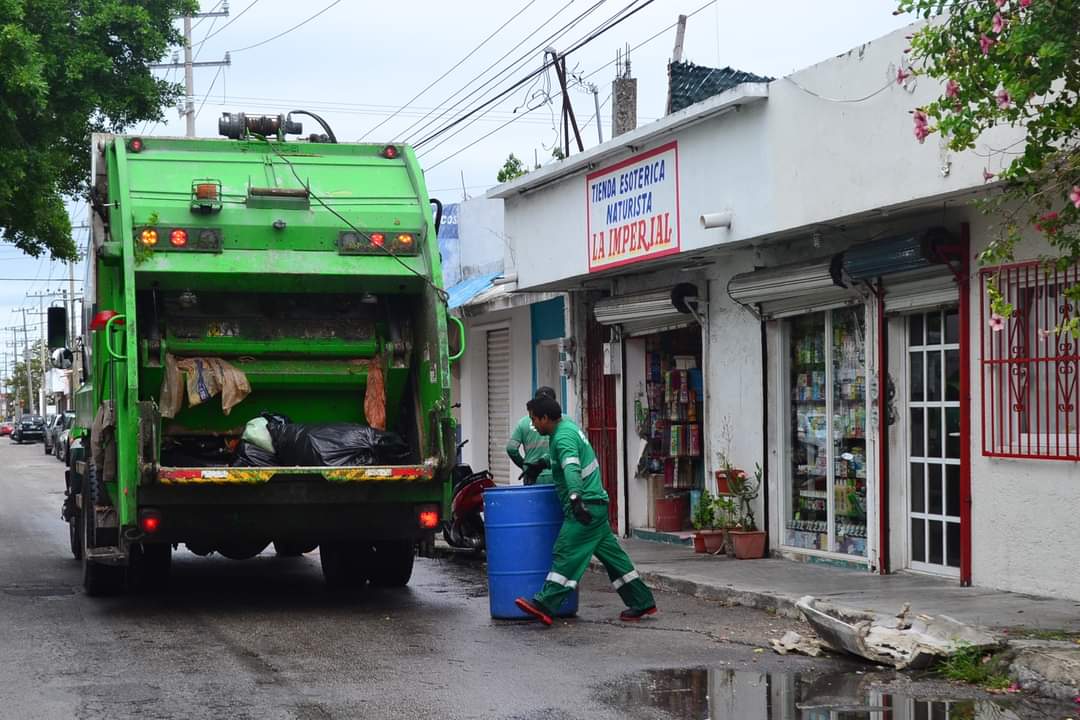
left=195, top=183, right=218, bottom=200
left=370, top=232, right=385, bottom=247
left=139, top=509, right=162, bottom=534
left=381, top=145, right=399, bottom=159
left=140, top=229, right=158, bottom=246
left=170, top=229, right=188, bottom=247
left=397, top=233, right=414, bottom=247
left=417, top=504, right=440, bottom=529
left=128, top=137, right=144, bottom=153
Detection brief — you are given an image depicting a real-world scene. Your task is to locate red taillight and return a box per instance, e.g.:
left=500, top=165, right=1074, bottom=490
left=139, top=510, right=162, bottom=533
left=89, top=310, right=123, bottom=331
left=128, top=137, right=144, bottom=153
left=418, top=505, right=440, bottom=529
left=195, top=183, right=218, bottom=200
left=370, top=232, right=385, bottom=247
left=381, top=145, right=399, bottom=159
left=169, top=229, right=188, bottom=247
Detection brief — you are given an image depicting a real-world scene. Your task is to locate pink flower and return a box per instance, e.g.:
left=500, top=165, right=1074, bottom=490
left=913, top=110, right=931, bottom=143
left=990, top=313, right=1005, bottom=332
left=992, top=13, right=1005, bottom=33
left=996, top=88, right=1012, bottom=108
left=897, top=67, right=911, bottom=84
left=1069, top=185, right=1080, bottom=209
left=995, top=0, right=1006, bottom=6
left=983, top=168, right=996, bottom=183
left=1036, top=212, right=1060, bottom=235
left=946, top=79, right=960, bottom=98
left=1020, top=0, right=1031, bottom=7
left=980, top=34, right=995, bottom=55
left=1007, top=682, right=1022, bottom=694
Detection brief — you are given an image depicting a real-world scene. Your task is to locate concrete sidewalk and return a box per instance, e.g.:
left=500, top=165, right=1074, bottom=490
left=601, top=538, right=1080, bottom=633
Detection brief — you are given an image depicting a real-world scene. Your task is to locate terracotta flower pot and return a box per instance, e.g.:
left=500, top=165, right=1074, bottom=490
left=693, top=529, right=725, bottom=554
left=729, top=530, right=767, bottom=559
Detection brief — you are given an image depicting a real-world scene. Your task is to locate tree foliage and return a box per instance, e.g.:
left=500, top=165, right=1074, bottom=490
left=4, top=340, right=44, bottom=414
left=899, top=0, right=1080, bottom=324
left=0, top=0, right=194, bottom=260
left=496, top=153, right=528, bottom=183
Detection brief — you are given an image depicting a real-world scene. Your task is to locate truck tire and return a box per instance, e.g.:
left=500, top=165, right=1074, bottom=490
left=81, top=466, right=125, bottom=596
left=319, top=542, right=369, bottom=590
left=273, top=540, right=317, bottom=557
left=69, top=508, right=83, bottom=561
left=130, top=543, right=171, bottom=591
left=367, top=540, right=415, bottom=588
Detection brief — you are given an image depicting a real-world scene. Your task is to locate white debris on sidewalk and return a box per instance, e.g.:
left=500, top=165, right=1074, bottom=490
left=770, top=630, right=825, bottom=657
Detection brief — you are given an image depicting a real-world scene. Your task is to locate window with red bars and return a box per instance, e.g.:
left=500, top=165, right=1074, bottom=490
left=981, top=262, right=1080, bottom=459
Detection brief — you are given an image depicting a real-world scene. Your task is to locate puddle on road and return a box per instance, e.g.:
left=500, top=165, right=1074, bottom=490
left=602, top=667, right=1057, bottom=720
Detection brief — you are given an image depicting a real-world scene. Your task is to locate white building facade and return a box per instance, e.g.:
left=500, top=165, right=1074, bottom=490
left=480, top=23, right=1080, bottom=600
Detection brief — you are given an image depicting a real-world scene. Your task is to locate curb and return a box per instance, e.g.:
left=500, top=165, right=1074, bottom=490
left=587, top=559, right=804, bottom=619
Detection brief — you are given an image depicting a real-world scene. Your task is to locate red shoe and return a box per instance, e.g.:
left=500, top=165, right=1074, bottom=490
left=515, top=597, right=553, bottom=626
left=619, top=606, right=657, bottom=622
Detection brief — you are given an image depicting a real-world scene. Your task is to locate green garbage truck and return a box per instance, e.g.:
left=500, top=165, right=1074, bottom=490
left=54, top=112, right=461, bottom=595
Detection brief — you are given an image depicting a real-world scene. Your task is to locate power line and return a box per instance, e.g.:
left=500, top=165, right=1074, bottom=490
left=359, top=0, right=541, bottom=141
left=421, top=0, right=714, bottom=170
left=229, top=0, right=343, bottom=54
left=414, top=0, right=656, bottom=152
left=395, top=0, right=585, bottom=144
left=195, top=65, right=225, bottom=119
left=191, top=0, right=225, bottom=30
left=197, top=0, right=262, bottom=48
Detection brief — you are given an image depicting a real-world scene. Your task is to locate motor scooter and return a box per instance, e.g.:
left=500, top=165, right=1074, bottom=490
left=443, top=440, right=496, bottom=550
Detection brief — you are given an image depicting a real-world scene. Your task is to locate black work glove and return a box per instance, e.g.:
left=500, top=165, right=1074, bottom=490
left=521, top=464, right=539, bottom=486
left=570, top=494, right=592, bottom=525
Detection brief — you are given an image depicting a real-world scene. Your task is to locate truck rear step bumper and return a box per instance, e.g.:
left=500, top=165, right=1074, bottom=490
left=157, top=464, right=435, bottom=485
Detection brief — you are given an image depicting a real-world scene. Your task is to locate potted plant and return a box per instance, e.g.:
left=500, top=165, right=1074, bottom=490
left=728, top=462, right=767, bottom=559
left=691, top=489, right=725, bottom=554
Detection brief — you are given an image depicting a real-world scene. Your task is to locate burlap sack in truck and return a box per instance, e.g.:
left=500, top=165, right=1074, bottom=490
left=364, top=359, right=387, bottom=431
left=159, top=354, right=252, bottom=417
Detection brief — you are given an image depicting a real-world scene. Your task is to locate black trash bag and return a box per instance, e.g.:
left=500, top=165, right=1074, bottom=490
left=268, top=422, right=410, bottom=467
left=231, top=440, right=279, bottom=467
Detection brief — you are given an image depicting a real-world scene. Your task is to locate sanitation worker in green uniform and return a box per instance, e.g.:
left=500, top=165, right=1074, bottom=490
left=505, top=387, right=557, bottom=485
left=514, top=395, right=657, bottom=626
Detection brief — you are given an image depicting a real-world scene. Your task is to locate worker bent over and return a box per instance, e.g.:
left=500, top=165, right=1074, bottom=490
left=514, top=395, right=656, bottom=626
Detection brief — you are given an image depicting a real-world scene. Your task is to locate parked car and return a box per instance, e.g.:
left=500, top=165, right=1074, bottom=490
left=11, top=415, right=46, bottom=443
left=44, top=412, right=74, bottom=455
left=0, top=420, right=12, bottom=437
left=56, top=426, right=72, bottom=464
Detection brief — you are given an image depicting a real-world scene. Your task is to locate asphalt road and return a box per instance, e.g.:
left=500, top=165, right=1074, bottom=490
left=0, top=440, right=1071, bottom=720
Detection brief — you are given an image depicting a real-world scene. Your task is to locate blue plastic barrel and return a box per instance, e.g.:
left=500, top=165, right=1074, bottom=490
left=484, top=485, right=579, bottom=619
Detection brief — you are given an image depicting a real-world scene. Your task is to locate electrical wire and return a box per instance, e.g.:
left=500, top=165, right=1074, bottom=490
left=420, top=0, right=712, bottom=169
left=359, top=0, right=541, bottom=141
left=782, top=76, right=893, bottom=104
left=191, top=0, right=225, bottom=30
left=195, top=65, right=225, bottom=120
left=229, top=0, right=344, bottom=54
left=395, top=0, right=586, bottom=144
left=196, top=0, right=262, bottom=48
left=412, top=0, right=659, bottom=150
left=257, top=137, right=450, bottom=304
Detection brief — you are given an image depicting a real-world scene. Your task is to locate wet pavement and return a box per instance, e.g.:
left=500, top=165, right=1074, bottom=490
left=2, top=441, right=1078, bottom=719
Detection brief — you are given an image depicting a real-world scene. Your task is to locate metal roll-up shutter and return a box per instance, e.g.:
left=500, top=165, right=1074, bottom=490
left=486, top=328, right=512, bottom=484
left=883, top=268, right=958, bottom=313
left=728, top=258, right=855, bottom=318
left=593, top=284, right=701, bottom=337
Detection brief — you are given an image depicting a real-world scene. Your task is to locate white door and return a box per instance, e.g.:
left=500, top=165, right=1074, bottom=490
left=486, top=328, right=512, bottom=484
left=905, top=308, right=962, bottom=576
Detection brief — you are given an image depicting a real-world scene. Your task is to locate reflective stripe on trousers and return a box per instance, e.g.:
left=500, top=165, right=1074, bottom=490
left=611, top=570, right=639, bottom=590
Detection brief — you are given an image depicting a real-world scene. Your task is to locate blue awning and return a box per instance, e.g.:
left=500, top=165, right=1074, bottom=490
left=446, top=272, right=501, bottom=309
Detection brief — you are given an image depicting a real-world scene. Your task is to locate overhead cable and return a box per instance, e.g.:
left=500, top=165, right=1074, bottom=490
left=196, top=0, right=262, bottom=48
left=359, top=0, right=541, bottom=141
left=229, top=0, right=344, bottom=54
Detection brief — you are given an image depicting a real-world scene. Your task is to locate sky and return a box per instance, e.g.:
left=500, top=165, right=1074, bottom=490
left=0, top=0, right=914, bottom=381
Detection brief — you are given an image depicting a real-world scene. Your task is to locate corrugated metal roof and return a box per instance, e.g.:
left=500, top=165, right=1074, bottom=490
left=667, top=62, right=772, bottom=114
left=446, top=272, right=501, bottom=309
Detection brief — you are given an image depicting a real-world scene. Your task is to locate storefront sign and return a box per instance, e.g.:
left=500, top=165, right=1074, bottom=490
left=586, top=141, right=680, bottom=272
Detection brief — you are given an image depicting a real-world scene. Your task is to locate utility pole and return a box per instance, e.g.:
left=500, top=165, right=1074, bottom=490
left=544, top=48, right=584, bottom=157
left=587, top=82, right=603, bottom=144
left=672, top=14, right=688, bottom=63
left=14, top=310, right=34, bottom=415
left=149, top=5, right=231, bottom=137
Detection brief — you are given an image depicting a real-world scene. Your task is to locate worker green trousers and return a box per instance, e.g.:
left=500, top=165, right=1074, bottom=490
left=533, top=503, right=655, bottom=614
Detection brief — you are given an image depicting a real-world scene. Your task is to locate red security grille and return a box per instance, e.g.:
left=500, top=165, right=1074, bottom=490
left=981, top=261, right=1080, bottom=459
left=586, top=316, right=619, bottom=528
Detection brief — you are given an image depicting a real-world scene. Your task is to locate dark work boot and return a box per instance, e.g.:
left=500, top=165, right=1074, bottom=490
left=619, top=605, right=658, bottom=622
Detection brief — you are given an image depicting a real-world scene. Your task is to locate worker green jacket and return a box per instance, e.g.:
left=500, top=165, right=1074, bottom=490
left=547, top=417, right=608, bottom=516
left=505, top=416, right=552, bottom=484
